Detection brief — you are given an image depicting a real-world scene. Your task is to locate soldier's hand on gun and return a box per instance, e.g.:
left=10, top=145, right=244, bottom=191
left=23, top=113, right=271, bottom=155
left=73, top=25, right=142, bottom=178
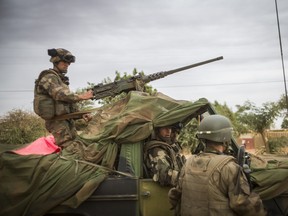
left=79, top=90, right=94, bottom=100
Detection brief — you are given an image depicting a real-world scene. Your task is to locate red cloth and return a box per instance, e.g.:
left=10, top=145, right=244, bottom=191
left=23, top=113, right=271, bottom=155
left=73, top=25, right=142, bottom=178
left=13, top=136, right=60, bottom=155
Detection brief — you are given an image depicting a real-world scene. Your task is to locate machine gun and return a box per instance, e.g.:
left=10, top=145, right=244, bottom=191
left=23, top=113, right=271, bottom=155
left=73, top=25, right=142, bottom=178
left=92, top=56, right=223, bottom=100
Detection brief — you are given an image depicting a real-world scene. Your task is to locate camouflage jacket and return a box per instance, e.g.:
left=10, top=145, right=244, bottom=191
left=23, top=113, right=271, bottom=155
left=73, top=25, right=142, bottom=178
left=169, top=153, right=267, bottom=216
left=144, top=140, right=186, bottom=186
left=34, top=69, right=81, bottom=119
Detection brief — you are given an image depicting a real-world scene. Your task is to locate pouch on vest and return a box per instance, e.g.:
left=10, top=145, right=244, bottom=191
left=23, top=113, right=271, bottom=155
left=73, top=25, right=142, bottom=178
left=33, top=69, right=59, bottom=120
left=33, top=94, right=55, bottom=120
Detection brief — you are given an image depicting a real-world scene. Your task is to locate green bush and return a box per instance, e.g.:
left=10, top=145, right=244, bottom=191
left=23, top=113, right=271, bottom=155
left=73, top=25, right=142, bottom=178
left=268, top=136, right=288, bottom=154
left=0, top=109, right=47, bottom=144
left=178, top=118, right=199, bottom=153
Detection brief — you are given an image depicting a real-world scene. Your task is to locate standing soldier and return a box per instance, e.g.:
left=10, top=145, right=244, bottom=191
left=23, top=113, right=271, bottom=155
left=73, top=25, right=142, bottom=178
left=144, top=124, right=186, bottom=186
left=33, top=48, right=94, bottom=147
left=168, top=115, right=267, bottom=216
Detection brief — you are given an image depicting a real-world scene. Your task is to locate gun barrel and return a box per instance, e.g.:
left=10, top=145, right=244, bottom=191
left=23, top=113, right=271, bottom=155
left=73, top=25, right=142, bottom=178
left=145, top=56, right=223, bottom=82
left=166, top=56, right=223, bottom=74
left=93, top=56, right=224, bottom=100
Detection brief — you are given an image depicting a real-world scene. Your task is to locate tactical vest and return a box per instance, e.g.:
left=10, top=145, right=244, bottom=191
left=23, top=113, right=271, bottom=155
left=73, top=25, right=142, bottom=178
left=33, top=70, right=58, bottom=120
left=34, top=69, right=75, bottom=120
left=144, top=140, right=185, bottom=176
left=181, top=154, right=236, bottom=216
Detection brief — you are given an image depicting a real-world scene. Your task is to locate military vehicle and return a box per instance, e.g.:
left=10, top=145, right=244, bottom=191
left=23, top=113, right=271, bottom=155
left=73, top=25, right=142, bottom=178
left=1, top=56, right=287, bottom=215
left=1, top=91, right=287, bottom=216
left=47, top=92, right=288, bottom=216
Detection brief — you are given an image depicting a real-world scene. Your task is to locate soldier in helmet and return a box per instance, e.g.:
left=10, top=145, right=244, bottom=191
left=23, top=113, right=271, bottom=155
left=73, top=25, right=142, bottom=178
left=33, top=48, right=94, bottom=147
left=144, top=124, right=186, bottom=186
left=168, top=115, right=267, bottom=216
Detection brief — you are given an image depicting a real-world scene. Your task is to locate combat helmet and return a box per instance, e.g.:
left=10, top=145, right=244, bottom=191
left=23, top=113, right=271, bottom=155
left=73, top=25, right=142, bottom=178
left=48, top=48, right=75, bottom=64
left=196, top=115, right=233, bottom=144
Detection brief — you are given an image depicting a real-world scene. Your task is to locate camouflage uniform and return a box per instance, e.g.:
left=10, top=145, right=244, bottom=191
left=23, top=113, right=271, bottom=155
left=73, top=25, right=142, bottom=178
left=34, top=69, right=81, bottom=147
left=169, top=152, right=267, bottom=216
left=144, top=139, right=185, bottom=186
left=169, top=115, right=266, bottom=216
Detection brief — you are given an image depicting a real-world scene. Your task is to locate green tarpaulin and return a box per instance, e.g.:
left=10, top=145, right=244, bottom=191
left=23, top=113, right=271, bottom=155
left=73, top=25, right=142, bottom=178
left=0, top=92, right=210, bottom=216
left=250, top=155, right=288, bottom=200
left=0, top=91, right=288, bottom=215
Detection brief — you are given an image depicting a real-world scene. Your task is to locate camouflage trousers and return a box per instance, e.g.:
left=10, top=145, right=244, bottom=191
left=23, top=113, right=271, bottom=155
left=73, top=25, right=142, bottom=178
left=45, top=119, right=77, bottom=147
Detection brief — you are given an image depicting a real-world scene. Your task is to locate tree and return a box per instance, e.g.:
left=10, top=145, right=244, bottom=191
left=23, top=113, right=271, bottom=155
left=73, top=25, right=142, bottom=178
left=281, top=117, right=288, bottom=129
left=178, top=118, right=198, bottom=153
left=277, top=94, right=288, bottom=129
left=235, top=101, right=280, bottom=153
left=0, top=109, right=47, bottom=144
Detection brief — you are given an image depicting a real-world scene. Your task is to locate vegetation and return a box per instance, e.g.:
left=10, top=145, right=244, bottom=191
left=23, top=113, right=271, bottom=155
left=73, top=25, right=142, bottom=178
left=268, top=136, right=288, bottom=154
left=178, top=118, right=199, bottom=152
left=277, top=94, right=288, bottom=129
left=235, top=101, right=280, bottom=153
left=0, top=109, right=47, bottom=144
left=212, top=101, right=249, bottom=136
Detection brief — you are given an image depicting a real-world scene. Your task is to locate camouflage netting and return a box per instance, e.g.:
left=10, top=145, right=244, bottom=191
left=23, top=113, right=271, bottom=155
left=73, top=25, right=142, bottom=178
left=0, top=91, right=211, bottom=216
left=0, top=91, right=288, bottom=215
left=60, top=92, right=211, bottom=168
left=0, top=153, right=107, bottom=216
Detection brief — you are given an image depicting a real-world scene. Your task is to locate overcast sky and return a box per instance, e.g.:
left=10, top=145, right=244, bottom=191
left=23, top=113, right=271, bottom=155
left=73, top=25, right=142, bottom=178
left=0, top=0, right=288, bottom=126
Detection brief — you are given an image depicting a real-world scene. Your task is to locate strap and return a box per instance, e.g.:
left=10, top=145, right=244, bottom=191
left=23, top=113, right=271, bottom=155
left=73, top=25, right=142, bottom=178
left=208, top=155, right=234, bottom=178
left=189, top=154, right=234, bottom=178
left=59, top=155, right=134, bottom=178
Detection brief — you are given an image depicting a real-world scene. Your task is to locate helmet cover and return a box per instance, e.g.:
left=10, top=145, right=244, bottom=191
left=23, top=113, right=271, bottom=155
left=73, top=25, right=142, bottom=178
left=48, top=48, right=75, bottom=63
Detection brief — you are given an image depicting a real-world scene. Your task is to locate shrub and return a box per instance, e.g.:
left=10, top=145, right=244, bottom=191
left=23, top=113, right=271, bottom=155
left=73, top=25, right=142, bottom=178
left=0, top=109, right=47, bottom=144
left=268, top=136, right=288, bottom=155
